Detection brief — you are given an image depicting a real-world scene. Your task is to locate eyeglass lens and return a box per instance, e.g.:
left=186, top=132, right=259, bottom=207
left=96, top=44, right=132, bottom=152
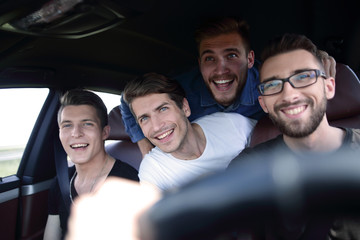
left=259, top=70, right=318, bottom=96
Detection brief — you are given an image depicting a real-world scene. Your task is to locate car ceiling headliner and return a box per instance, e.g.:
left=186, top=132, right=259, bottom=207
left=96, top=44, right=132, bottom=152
left=0, top=0, right=359, bottom=94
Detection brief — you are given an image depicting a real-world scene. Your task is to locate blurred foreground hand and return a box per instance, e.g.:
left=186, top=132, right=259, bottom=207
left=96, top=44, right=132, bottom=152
left=66, top=178, right=160, bottom=240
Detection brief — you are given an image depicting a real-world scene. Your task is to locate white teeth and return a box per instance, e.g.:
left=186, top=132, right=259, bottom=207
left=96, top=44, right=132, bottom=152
left=157, top=130, right=173, bottom=140
left=214, top=79, right=232, bottom=84
left=71, top=143, right=88, bottom=148
left=284, top=106, right=305, bottom=115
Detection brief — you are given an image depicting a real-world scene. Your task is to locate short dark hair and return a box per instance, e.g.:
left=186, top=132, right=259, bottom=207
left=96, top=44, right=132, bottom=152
left=122, top=73, right=186, bottom=117
left=194, top=17, right=251, bottom=54
left=58, top=89, right=108, bottom=128
left=260, top=33, right=323, bottom=67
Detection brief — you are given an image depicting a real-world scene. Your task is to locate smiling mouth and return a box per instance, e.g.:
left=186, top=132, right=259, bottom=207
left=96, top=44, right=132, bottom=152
left=71, top=143, right=89, bottom=149
left=212, top=77, right=235, bottom=91
left=283, top=106, right=306, bottom=115
left=156, top=129, right=173, bottom=140
left=214, top=79, right=233, bottom=84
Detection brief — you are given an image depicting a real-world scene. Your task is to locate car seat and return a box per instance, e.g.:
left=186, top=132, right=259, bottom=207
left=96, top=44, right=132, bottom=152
left=250, top=63, right=360, bottom=147
left=106, top=106, right=142, bottom=170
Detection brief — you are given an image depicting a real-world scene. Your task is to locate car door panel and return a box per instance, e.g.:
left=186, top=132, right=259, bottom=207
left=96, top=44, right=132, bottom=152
left=0, top=176, right=20, bottom=240
left=20, top=180, right=52, bottom=240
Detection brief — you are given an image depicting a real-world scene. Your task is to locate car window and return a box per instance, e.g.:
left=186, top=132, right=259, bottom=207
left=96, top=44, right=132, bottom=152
left=92, top=91, right=121, bottom=114
left=90, top=90, right=121, bottom=147
left=0, top=88, right=49, bottom=177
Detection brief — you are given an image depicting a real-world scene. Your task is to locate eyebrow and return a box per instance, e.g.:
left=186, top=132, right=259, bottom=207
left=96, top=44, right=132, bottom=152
left=200, top=49, right=214, bottom=58
left=200, top=48, right=241, bottom=58
left=261, top=68, right=316, bottom=82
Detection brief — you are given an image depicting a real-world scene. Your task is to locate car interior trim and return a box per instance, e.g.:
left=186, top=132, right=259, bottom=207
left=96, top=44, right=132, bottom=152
left=21, top=179, right=52, bottom=196
left=0, top=188, right=19, bottom=204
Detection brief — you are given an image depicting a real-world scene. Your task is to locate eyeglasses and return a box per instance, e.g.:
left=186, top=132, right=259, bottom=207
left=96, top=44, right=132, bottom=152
left=257, top=69, right=327, bottom=96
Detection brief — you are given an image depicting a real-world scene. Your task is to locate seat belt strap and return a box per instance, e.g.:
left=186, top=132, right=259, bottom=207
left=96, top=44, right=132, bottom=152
left=54, top=136, right=71, bottom=212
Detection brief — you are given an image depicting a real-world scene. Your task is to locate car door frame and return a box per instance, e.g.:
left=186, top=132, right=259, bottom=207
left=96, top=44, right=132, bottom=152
left=0, top=83, right=61, bottom=240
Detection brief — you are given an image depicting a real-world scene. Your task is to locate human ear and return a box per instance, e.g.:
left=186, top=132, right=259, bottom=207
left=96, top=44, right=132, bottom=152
left=247, top=50, right=255, bottom=68
left=325, top=77, right=336, bottom=100
left=102, top=125, right=111, bottom=140
left=258, top=96, right=269, bottom=113
left=182, top=98, right=191, bottom=117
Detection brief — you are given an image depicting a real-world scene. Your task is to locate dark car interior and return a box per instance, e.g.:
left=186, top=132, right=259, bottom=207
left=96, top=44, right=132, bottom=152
left=0, top=0, right=360, bottom=239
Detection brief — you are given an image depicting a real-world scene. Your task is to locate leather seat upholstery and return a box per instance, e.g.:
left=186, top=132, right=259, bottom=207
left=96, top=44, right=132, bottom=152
left=106, top=106, right=142, bottom=170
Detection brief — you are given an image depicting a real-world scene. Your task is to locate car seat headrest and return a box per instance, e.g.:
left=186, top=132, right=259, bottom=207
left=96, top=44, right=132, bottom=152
left=327, top=63, right=360, bottom=121
left=107, top=106, right=131, bottom=141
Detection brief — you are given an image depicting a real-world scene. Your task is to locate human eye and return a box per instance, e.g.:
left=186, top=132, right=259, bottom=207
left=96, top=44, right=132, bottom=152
left=203, top=56, right=215, bottom=62
left=139, top=116, right=148, bottom=124
left=261, top=80, right=282, bottom=95
left=293, top=71, right=313, bottom=82
left=60, top=123, right=72, bottom=129
left=227, top=53, right=238, bottom=59
left=159, top=106, right=168, bottom=112
left=264, top=80, right=281, bottom=90
left=292, top=70, right=316, bottom=86
left=83, top=122, right=94, bottom=127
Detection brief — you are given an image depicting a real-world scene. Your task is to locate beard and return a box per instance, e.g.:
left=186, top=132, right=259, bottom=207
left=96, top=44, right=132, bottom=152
left=269, top=95, right=327, bottom=138
left=207, top=70, right=248, bottom=107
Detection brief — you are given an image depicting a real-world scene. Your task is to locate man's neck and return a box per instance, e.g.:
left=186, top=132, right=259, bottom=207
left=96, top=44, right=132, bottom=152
left=75, top=151, right=108, bottom=180
left=283, top=122, right=345, bottom=153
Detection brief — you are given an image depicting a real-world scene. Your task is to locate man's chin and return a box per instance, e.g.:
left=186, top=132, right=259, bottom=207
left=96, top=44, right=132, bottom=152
left=214, top=95, right=236, bottom=107
left=275, top=121, right=317, bottom=138
left=158, top=145, right=175, bottom=154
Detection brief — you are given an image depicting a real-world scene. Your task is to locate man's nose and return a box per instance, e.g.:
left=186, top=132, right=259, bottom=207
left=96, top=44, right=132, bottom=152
left=214, top=58, right=228, bottom=74
left=71, top=125, right=84, bottom=137
left=280, top=82, right=300, bottom=101
left=151, top=115, right=164, bottom=132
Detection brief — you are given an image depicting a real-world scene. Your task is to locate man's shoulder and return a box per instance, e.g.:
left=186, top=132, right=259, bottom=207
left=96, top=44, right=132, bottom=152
left=347, top=128, right=360, bottom=147
left=350, top=128, right=360, bottom=136
left=142, top=147, right=172, bottom=163
left=139, top=148, right=176, bottom=179
left=246, top=135, right=284, bottom=153
left=194, top=112, right=256, bottom=132
left=228, top=135, right=285, bottom=168
left=111, top=159, right=139, bottom=180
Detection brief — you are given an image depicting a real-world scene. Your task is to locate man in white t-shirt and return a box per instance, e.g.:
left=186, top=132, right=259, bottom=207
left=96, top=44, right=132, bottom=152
left=123, top=73, right=256, bottom=191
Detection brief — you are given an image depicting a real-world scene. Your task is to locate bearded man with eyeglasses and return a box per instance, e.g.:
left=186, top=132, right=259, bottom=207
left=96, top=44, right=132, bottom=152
left=229, top=33, right=360, bottom=239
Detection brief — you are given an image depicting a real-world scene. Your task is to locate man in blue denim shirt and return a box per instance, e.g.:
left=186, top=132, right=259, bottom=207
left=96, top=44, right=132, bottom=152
left=120, top=17, right=264, bottom=157
left=176, top=62, right=262, bottom=121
